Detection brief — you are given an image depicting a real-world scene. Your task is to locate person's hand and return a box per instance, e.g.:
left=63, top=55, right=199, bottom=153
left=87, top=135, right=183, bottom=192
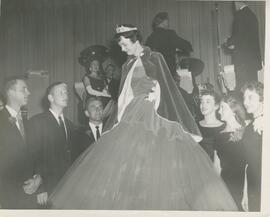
left=37, top=192, right=48, bottom=205
left=102, top=89, right=111, bottom=97
left=253, top=116, right=263, bottom=135
left=23, top=174, right=42, bottom=195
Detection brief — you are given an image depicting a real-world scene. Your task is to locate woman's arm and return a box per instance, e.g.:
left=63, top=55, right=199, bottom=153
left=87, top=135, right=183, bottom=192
left=83, top=76, right=111, bottom=97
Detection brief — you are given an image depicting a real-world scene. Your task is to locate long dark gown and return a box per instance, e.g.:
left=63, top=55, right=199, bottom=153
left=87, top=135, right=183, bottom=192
left=50, top=52, right=237, bottom=210
left=198, top=123, right=226, bottom=161
left=215, top=131, right=245, bottom=210
left=242, top=121, right=262, bottom=211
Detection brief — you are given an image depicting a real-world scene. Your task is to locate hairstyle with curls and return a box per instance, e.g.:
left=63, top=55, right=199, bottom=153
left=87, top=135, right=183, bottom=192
left=200, top=89, right=221, bottom=105
left=114, top=24, right=142, bottom=43
left=241, top=81, right=264, bottom=102
left=222, top=93, right=247, bottom=127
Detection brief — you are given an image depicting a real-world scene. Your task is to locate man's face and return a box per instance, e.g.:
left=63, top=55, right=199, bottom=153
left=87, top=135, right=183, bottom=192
left=9, top=80, right=30, bottom=107
left=85, top=100, right=103, bottom=123
left=49, top=84, right=68, bottom=108
left=243, top=89, right=262, bottom=115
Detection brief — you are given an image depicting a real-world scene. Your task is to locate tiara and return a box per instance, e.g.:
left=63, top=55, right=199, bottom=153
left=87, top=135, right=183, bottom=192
left=116, top=25, right=138, bottom=33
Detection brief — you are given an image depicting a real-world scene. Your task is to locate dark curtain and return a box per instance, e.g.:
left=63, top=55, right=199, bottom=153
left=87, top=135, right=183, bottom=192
left=0, top=0, right=265, bottom=123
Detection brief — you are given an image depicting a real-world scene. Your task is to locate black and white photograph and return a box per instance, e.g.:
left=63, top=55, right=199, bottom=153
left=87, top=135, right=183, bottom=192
left=0, top=0, right=269, bottom=216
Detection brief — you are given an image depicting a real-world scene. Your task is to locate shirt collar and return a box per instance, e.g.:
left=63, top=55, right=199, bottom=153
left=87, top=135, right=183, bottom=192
left=49, top=108, right=64, bottom=123
left=5, top=105, right=19, bottom=117
left=89, top=122, right=103, bottom=132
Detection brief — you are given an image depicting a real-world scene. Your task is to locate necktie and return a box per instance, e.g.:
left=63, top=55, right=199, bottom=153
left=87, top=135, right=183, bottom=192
left=16, top=113, right=25, bottom=140
left=95, top=125, right=100, bottom=140
left=58, top=116, right=67, bottom=140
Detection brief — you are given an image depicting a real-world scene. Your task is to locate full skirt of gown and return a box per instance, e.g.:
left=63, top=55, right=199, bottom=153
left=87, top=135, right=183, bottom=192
left=50, top=96, right=237, bottom=210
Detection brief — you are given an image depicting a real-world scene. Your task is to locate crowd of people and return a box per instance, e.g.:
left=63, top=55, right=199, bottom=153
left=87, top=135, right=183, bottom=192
left=0, top=1, right=264, bottom=212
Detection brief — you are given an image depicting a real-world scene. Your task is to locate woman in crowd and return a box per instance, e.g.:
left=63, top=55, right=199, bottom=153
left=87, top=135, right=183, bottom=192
left=241, top=81, right=263, bottom=212
left=216, top=93, right=246, bottom=210
left=50, top=24, right=237, bottom=210
left=198, top=90, right=225, bottom=161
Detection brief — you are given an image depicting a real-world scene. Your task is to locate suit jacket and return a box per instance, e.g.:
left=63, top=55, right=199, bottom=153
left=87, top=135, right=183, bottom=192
left=27, top=111, right=75, bottom=195
left=0, top=108, right=36, bottom=208
left=146, top=27, right=193, bottom=76
left=71, top=123, right=104, bottom=162
left=230, top=6, right=262, bottom=87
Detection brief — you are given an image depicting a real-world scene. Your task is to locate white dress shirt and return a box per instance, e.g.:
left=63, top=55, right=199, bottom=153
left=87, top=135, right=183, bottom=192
left=89, top=122, right=103, bottom=141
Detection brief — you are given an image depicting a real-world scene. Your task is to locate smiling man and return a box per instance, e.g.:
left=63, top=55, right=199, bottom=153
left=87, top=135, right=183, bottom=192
left=27, top=82, right=75, bottom=208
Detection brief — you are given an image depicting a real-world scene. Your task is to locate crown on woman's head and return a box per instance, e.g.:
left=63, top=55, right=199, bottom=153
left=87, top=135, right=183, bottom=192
left=116, top=25, right=138, bottom=33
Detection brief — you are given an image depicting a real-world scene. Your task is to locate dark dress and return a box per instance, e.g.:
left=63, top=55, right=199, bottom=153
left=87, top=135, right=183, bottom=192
left=215, top=131, right=245, bottom=210
left=241, top=120, right=262, bottom=211
left=198, top=123, right=226, bottom=161
left=79, top=74, right=111, bottom=124
left=50, top=48, right=237, bottom=210
left=84, top=74, right=111, bottom=105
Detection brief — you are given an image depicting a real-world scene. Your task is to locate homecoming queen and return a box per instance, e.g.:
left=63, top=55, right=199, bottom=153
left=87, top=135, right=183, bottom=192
left=50, top=24, right=237, bottom=210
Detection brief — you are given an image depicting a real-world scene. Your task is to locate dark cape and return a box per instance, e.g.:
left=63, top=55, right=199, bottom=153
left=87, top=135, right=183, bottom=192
left=50, top=47, right=237, bottom=210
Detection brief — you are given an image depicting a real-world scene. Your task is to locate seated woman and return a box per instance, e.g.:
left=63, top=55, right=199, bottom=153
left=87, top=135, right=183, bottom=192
left=78, top=46, right=111, bottom=123
left=82, top=58, right=111, bottom=104
left=198, top=89, right=225, bottom=161
left=216, top=94, right=246, bottom=210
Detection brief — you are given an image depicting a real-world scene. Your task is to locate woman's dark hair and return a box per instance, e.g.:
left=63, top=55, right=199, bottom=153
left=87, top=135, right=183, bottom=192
left=200, top=89, right=221, bottom=105
left=114, top=24, right=142, bottom=43
left=222, top=94, right=246, bottom=127
left=241, top=81, right=264, bottom=102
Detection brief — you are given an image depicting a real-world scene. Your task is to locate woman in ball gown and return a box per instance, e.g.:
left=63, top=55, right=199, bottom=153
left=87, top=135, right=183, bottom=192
left=216, top=94, right=246, bottom=210
left=50, top=24, right=237, bottom=210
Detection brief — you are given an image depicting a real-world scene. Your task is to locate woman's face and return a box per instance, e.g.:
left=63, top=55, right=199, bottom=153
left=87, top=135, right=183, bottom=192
left=89, top=60, right=100, bottom=73
left=118, top=36, right=137, bottom=56
left=218, top=101, right=234, bottom=123
left=200, top=95, right=218, bottom=116
left=243, top=89, right=262, bottom=115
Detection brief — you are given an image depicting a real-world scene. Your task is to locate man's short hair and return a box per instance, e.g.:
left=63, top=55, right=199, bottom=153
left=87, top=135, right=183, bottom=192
left=41, top=81, right=66, bottom=109
left=2, top=75, right=27, bottom=101
left=84, top=96, right=103, bottom=110
left=241, top=81, right=264, bottom=102
left=46, top=81, right=66, bottom=98
left=152, top=12, right=168, bottom=30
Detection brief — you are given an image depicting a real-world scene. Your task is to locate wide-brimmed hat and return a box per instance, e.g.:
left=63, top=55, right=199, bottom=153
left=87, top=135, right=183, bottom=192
left=78, top=45, right=108, bottom=68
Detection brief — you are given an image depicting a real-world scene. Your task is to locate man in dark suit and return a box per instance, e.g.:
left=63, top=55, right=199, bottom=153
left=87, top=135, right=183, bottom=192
left=27, top=82, right=75, bottom=207
left=146, top=12, right=193, bottom=77
left=0, top=76, right=40, bottom=208
left=72, top=96, right=104, bottom=161
left=225, top=1, right=262, bottom=90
